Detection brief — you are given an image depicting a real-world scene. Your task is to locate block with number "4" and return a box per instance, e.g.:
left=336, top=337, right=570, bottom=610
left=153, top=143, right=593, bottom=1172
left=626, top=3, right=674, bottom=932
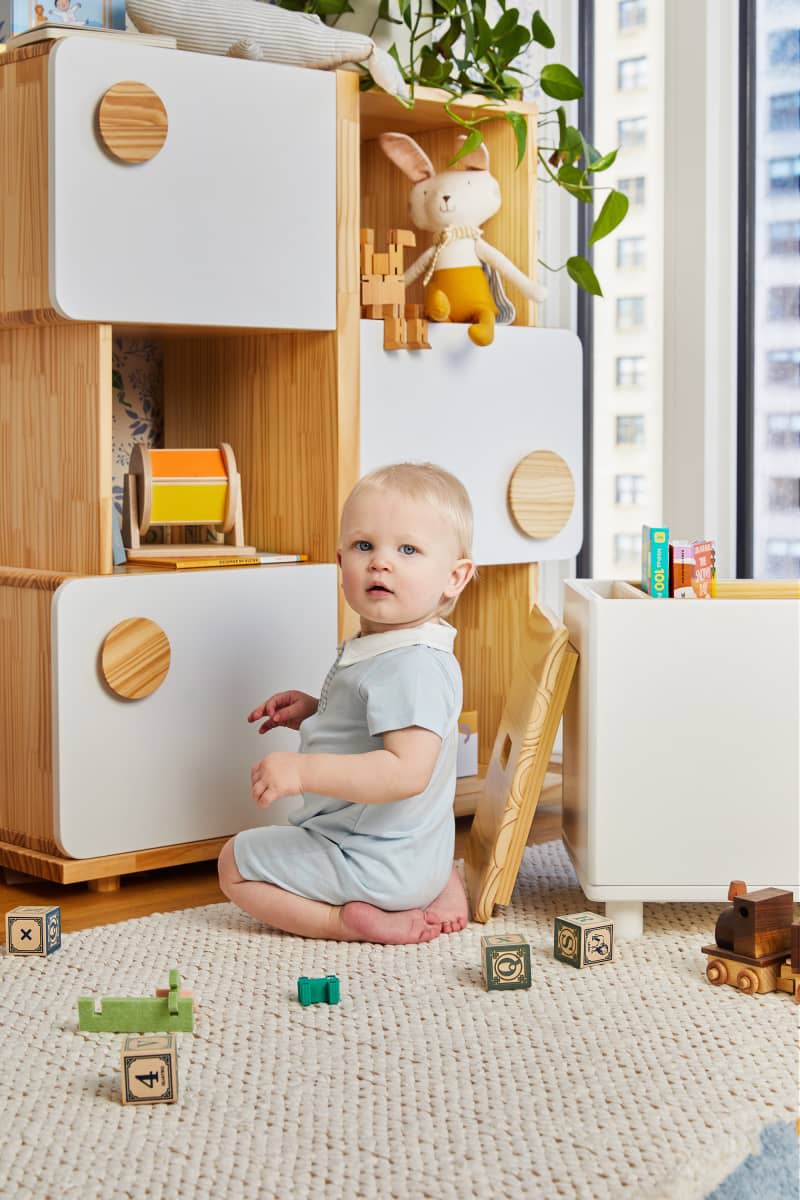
left=120, top=1034, right=179, bottom=1106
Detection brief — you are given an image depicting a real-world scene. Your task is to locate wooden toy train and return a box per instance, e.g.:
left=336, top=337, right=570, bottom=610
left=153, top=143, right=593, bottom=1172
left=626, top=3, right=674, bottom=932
left=702, top=880, right=799, bottom=999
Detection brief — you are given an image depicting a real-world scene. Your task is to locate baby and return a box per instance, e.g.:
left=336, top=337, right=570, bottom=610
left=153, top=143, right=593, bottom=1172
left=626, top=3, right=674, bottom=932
left=218, top=462, right=476, bottom=944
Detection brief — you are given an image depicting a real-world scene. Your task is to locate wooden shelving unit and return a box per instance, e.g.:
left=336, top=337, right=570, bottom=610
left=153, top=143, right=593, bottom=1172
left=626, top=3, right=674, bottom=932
left=0, top=43, right=545, bottom=887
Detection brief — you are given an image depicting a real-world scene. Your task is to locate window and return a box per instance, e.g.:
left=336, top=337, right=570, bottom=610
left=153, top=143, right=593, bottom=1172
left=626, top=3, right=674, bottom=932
left=616, top=297, right=646, bottom=330
left=617, top=176, right=646, bottom=205
left=617, top=236, right=647, bottom=268
left=615, top=474, right=647, bottom=504
left=767, top=350, right=800, bottom=384
left=613, top=532, right=641, bottom=562
left=768, top=286, right=800, bottom=320
left=618, top=0, right=647, bottom=31
left=768, top=220, right=800, bottom=254
left=616, top=356, right=647, bottom=387
left=768, top=28, right=800, bottom=67
left=768, top=155, right=800, bottom=193
left=618, top=116, right=648, bottom=147
left=768, top=477, right=800, bottom=510
left=766, top=412, right=800, bottom=447
left=769, top=91, right=800, bottom=130
left=766, top=538, right=800, bottom=576
left=616, top=414, right=646, bottom=445
left=618, top=56, right=648, bottom=90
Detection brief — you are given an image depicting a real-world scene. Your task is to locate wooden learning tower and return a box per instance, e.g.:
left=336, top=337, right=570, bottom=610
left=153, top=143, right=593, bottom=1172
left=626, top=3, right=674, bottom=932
left=0, top=39, right=580, bottom=890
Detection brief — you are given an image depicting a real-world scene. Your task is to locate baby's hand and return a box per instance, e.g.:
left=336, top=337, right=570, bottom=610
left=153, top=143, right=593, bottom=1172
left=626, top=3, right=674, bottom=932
left=251, top=752, right=304, bottom=808
left=247, top=690, right=319, bottom=734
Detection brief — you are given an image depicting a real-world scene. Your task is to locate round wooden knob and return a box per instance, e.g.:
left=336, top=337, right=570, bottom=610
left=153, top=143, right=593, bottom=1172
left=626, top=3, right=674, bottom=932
left=101, top=617, right=171, bottom=700
left=507, top=450, right=576, bottom=539
left=97, top=82, right=168, bottom=164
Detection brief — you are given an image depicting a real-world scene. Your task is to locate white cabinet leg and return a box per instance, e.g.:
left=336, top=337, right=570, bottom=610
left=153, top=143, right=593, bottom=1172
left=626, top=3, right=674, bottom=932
left=604, top=900, right=643, bottom=939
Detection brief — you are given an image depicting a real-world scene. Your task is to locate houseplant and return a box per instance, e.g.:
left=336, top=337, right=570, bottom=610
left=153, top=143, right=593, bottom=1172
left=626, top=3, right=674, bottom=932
left=274, top=0, right=627, bottom=295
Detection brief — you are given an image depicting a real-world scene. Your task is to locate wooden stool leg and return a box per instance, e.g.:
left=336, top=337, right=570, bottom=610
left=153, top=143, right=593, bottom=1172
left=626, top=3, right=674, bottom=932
left=88, top=875, right=121, bottom=893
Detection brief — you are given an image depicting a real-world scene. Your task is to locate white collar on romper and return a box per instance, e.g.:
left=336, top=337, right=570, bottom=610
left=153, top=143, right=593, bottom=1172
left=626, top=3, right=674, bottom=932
left=338, top=620, right=457, bottom=667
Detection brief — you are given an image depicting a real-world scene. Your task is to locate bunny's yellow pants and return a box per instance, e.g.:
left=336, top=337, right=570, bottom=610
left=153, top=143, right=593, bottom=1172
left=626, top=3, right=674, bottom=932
left=424, top=266, right=499, bottom=347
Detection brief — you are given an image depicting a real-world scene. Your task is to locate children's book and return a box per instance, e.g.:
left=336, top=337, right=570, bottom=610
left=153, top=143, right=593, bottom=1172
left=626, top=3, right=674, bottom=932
left=641, top=525, right=669, bottom=598
left=126, top=552, right=308, bottom=570
left=5, top=23, right=176, bottom=49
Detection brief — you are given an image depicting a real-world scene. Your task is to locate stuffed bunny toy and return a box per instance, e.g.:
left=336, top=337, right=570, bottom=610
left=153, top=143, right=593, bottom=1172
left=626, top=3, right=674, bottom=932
left=379, top=132, right=546, bottom=347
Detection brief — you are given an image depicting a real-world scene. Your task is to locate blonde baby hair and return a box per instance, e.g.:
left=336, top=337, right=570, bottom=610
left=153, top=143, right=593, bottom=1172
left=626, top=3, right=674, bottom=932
left=343, top=462, right=475, bottom=615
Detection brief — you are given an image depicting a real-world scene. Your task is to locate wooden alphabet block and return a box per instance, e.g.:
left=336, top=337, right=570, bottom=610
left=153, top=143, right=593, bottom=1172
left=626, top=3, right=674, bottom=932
left=5, top=906, right=61, bottom=956
left=481, top=933, right=531, bottom=990
left=120, top=1034, right=179, bottom=1105
left=554, top=912, right=614, bottom=968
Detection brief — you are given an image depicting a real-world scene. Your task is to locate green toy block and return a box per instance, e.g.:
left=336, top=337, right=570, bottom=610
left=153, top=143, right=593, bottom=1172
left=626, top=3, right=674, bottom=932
left=297, top=975, right=340, bottom=1006
left=77, top=969, right=194, bottom=1032
left=481, top=933, right=532, bottom=991
left=554, top=912, right=614, bottom=968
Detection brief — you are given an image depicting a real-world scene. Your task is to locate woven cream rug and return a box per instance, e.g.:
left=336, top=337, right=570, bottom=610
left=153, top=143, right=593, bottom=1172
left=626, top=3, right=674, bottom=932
left=1, top=840, right=797, bottom=1200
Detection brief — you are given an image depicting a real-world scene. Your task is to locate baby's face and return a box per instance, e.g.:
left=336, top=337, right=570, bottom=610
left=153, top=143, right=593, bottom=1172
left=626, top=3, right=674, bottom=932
left=338, top=487, right=471, bottom=634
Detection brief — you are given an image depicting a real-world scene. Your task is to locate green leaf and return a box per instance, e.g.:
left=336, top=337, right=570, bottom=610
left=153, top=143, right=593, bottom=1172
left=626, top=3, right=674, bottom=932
left=567, top=255, right=602, bottom=296
left=586, top=147, right=618, bottom=172
left=450, top=129, right=484, bottom=164
left=564, top=125, right=583, bottom=163
left=311, top=0, right=353, bottom=15
left=556, top=105, right=567, bottom=148
left=474, top=10, right=493, bottom=58
left=505, top=110, right=528, bottom=165
left=588, top=189, right=629, bottom=244
left=539, top=63, right=584, bottom=101
left=531, top=9, right=555, bottom=48
left=493, top=8, right=520, bottom=39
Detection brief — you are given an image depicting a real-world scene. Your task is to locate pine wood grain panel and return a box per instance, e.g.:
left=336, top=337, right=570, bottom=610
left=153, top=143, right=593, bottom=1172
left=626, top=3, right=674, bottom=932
left=164, top=331, right=340, bottom=564
left=0, top=45, right=50, bottom=316
left=0, top=582, right=58, bottom=853
left=0, top=835, right=229, bottom=885
left=0, top=566, right=78, bottom=589
left=0, top=323, right=113, bottom=573
left=452, top=563, right=538, bottom=767
left=360, top=100, right=538, bottom=324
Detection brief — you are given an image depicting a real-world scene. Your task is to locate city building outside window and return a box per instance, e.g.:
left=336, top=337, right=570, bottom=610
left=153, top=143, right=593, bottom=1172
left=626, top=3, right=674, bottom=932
left=616, top=356, right=647, bottom=386
left=767, top=285, right=800, bottom=320
left=615, top=474, right=647, bottom=504
left=767, top=349, right=800, bottom=384
left=768, top=27, right=800, bottom=66
left=613, top=532, right=641, bottom=562
left=769, top=90, right=800, bottom=129
left=617, top=176, right=646, bottom=205
left=766, top=412, right=800, bottom=447
left=768, top=476, right=800, bottom=509
left=768, top=219, right=800, bottom=253
left=618, top=0, right=647, bottom=32
left=616, top=414, right=646, bottom=445
left=618, top=115, right=648, bottom=147
left=617, top=236, right=647, bottom=268
left=616, top=297, right=646, bottom=330
left=767, top=154, right=800, bottom=192
left=618, top=56, right=649, bottom=90
left=766, top=538, right=800, bottom=574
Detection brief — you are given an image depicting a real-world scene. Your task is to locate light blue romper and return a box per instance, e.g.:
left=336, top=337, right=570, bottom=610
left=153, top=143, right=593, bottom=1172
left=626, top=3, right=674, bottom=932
left=233, top=621, right=462, bottom=911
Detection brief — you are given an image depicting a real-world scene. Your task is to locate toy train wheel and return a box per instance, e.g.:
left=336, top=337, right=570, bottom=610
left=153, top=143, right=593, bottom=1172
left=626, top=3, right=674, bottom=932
left=736, top=968, right=759, bottom=994
left=706, top=959, right=728, bottom=986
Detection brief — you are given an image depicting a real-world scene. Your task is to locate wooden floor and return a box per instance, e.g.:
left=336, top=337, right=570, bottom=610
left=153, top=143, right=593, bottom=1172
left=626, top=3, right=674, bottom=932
left=0, top=788, right=562, bottom=943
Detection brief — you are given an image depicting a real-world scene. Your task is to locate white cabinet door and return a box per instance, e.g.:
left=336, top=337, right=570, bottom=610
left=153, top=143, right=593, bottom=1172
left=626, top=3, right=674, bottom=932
left=52, top=565, right=337, bottom=858
left=359, top=322, right=583, bottom=565
left=49, top=40, right=336, bottom=328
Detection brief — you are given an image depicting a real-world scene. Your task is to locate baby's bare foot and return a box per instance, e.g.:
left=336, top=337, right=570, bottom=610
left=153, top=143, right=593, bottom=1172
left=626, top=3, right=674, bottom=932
left=424, top=866, right=469, bottom=934
left=340, top=902, right=441, bottom=945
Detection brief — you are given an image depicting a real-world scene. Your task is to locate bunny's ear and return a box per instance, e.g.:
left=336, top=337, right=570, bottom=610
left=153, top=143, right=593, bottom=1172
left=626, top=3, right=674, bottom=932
left=456, top=134, right=491, bottom=172
left=378, top=132, right=435, bottom=183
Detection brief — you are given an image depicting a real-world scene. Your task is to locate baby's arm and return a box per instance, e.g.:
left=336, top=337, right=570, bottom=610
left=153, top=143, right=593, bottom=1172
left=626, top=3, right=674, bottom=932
left=251, top=726, right=440, bottom=809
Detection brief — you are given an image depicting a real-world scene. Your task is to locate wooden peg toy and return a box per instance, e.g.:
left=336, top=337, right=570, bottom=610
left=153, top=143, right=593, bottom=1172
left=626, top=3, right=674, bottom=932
left=120, top=1034, right=179, bottom=1105
left=297, top=975, right=340, bottom=1006
left=78, top=969, right=194, bottom=1032
left=553, top=912, right=614, bottom=968
left=702, top=880, right=794, bottom=995
left=359, top=227, right=430, bottom=351
left=481, top=933, right=531, bottom=991
left=5, top=906, right=61, bottom=956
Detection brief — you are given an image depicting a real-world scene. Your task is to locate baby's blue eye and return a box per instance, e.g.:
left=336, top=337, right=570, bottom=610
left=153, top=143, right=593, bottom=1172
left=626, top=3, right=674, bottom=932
left=400, top=544, right=417, bottom=556
left=354, top=540, right=372, bottom=552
